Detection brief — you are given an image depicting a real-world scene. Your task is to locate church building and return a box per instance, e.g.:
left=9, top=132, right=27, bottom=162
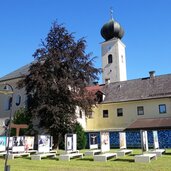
left=0, top=15, right=171, bottom=148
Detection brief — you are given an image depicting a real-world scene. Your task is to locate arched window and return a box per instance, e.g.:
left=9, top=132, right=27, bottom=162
left=108, top=54, right=113, bottom=64
left=79, top=110, right=82, bottom=118
left=16, top=95, right=21, bottom=106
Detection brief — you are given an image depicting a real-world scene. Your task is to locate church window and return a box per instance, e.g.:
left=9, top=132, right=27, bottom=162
left=16, top=95, right=21, bottom=106
left=103, top=110, right=108, bottom=118
left=79, top=110, right=82, bottom=118
left=137, top=106, right=144, bottom=115
left=86, top=109, right=93, bottom=118
left=159, top=104, right=166, bottom=114
left=121, top=55, right=124, bottom=63
left=108, top=54, right=113, bottom=64
left=117, top=108, right=123, bottom=117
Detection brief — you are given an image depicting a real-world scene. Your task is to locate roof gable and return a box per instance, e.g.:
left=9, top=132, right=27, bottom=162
left=0, top=63, right=31, bottom=82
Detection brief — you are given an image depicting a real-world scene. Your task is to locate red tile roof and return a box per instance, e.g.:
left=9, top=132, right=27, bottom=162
left=126, top=117, right=171, bottom=130
left=86, top=85, right=104, bottom=93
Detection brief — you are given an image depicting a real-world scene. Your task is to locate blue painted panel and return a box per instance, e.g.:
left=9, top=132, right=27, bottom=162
left=86, top=129, right=171, bottom=149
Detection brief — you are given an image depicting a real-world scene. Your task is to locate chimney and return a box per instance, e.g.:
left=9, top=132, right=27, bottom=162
left=149, top=71, right=155, bottom=78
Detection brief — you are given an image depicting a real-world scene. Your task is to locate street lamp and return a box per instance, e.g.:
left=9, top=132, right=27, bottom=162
left=0, top=84, right=14, bottom=171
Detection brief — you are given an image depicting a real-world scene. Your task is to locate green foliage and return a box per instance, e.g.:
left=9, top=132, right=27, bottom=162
left=13, top=108, right=31, bottom=124
left=73, top=122, right=86, bottom=149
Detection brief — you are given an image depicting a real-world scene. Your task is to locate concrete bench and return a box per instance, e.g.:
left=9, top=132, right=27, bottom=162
left=85, top=149, right=101, bottom=156
left=117, top=149, right=133, bottom=157
left=0, top=152, right=6, bottom=156
left=134, top=153, right=157, bottom=163
left=149, top=149, right=165, bottom=157
left=8, top=152, right=30, bottom=160
left=59, top=153, right=83, bottom=161
left=94, top=153, right=117, bottom=162
left=31, top=153, right=56, bottom=160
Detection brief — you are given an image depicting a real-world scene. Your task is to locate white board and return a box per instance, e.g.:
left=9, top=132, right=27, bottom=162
left=100, top=131, right=110, bottom=153
left=140, top=130, right=148, bottom=152
left=153, top=130, right=159, bottom=149
left=38, top=135, right=50, bottom=153
left=65, top=134, right=77, bottom=153
left=7, top=137, right=13, bottom=149
left=119, top=132, right=126, bottom=149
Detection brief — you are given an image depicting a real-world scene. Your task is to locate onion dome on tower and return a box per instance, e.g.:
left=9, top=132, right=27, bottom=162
left=101, top=10, right=124, bottom=41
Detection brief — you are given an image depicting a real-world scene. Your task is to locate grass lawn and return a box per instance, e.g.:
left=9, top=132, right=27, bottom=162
left=0, top=149, right=171, bottom=171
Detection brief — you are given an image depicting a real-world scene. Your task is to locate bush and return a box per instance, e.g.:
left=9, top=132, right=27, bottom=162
left=73, top=122, right=86, bottom=149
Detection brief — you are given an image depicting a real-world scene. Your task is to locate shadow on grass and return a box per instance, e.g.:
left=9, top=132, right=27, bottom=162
left=163, top=152, right=171, bottom=155
left=80, top=158, right=93, bottom=161
left=43, top=157, right=58, bottom=161
left=115, top=158, right=134, bottom=163
left=129, top=154, right=139, bottom=156
left=0, top=156, right=5, bottom=159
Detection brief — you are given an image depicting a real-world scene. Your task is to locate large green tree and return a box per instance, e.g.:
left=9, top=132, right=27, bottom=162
left=18, top=22, right=100, bottom=148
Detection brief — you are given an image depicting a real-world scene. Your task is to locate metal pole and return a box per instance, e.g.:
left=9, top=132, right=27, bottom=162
left=4, top=84, right=13, bottom=171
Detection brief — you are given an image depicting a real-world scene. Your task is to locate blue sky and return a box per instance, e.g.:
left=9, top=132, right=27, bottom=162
left=0, top=0, right=171, bottom=83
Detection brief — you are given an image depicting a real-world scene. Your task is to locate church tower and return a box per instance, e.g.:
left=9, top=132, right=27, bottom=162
left=101, top=13, right=127, bottom=84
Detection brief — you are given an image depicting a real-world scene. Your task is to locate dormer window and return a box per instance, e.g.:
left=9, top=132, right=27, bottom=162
left=105, top=78, right=110, bottom=84
left=108, top=54, right=113, bottom=64
left=95, top=91, right=104, bottom=103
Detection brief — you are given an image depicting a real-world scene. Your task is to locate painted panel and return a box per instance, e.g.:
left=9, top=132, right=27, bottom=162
left=38, top=135, right=50, bottom=153
left=100, top=131, right=110, bottom=152
left=89, top=133, right=98, bottom=149
left=0, top=136, right=6, bottom=152
left=119, top=132, right=126, bottom=149
left=12, top=136, right=25, bottom=152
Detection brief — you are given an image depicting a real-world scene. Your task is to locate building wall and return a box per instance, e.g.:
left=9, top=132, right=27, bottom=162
left=0, top=78, right=26, bottom=134
left=75, top=106, right=86, bottom=129
left=86, top=98, right=171, bottom=131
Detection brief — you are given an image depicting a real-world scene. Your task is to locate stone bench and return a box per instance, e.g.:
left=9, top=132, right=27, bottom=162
left=134, top=153, right=157, bottom=163
left=0, top=152, right=6, bottom=156
left=94, top=153, right=117, bottom=162
left=8, top=152, right=30, bottom=160
left=117, top=149, right=133, bottom=157
left=31, top=153, right=56, bottom=160
left=85, top=149, right=101, bottom=156
left=59, top=152, right=83, bottom=161
left=149, top=149, right=165, bottom=157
